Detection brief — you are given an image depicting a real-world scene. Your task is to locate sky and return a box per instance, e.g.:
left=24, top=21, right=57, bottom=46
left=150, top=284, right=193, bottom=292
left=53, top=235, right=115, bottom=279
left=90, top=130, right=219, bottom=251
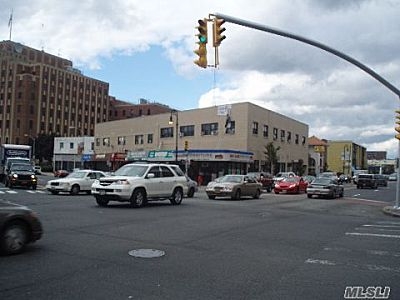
left=1, top=0, right=400, bottom=158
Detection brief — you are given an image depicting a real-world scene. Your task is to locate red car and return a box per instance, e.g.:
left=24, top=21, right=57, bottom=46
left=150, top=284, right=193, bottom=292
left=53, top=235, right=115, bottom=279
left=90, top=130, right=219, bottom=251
left=274, top=176, right=308, bottom=194
left=54, top=170, right=69, bottom=178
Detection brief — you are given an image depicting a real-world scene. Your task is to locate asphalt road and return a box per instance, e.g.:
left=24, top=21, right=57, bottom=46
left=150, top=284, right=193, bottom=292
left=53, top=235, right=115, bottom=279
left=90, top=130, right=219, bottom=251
left=0, top=182, right=399, bottom=300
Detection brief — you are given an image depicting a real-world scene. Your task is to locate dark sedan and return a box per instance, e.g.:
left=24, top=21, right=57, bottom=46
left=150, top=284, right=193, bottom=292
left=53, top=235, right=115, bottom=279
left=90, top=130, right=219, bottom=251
left=0, top=200, right=43, bottom=255
left=306, top=178, right=344, bottom=199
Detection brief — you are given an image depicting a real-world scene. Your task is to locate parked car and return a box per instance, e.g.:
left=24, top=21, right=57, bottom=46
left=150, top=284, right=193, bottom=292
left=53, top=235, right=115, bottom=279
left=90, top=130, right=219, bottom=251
left=0, top=200, right=43, bottom=255
left=357, top=174, right=378, bottom=189
left=306, top=177, right=344, bottom=199
left=388, top=173, right=397, bottom=181
left=274, top=176, right=308, bottom=194
left=374, top=174, right=388, bottom=187
left=4, top=163, right=37, bottom=190
left=246, top=172, right=274, bottom=192
left=186, top=175, right=198, bottom=198
left=302, top=175, right=316, bottom=184
left=318, top=172, right=338, bottom=180
left=91, top=163, right=188, bottom=208
left=206, top=174, right=262, bottom=200
left=46, top=170, right=107, bottom=195
left=34, top=165, right=42, bottom=175
left=54, top=169, right=69, bottom=178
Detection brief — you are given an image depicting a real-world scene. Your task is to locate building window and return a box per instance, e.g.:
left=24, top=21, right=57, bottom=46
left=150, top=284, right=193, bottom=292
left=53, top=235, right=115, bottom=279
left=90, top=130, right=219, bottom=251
left=225, top=120, right=235, bottom=134
left=70, top=142, right=74, bottom=149
left=302, top=136, right=306, bottom=146
left=147, top=134, right=153, bottom=144
left=252, top=122, right=258, bottom=134
left=201, top=123, right=218, bottom=135
left=287, top=131, right=291, bottom=143
left=280, top=130, right=285, bottom=142
left=263, top=125, right=269, bottom=138
left=60, top=142, right=64, bottom=149
left=103, top=137, right=110, bottom=146
left=180, top=125, right=195, bottom=137
left=117, top=136, right=126, bottom=145
left=295, top=134, right=299, bottom=145
left=96, top=138, right=100, bottom=147
left=135, top=135, right=144, bottom=145
left=160, top=127, right=173, bottom=138
left=273, top=128, right=278, bottom=140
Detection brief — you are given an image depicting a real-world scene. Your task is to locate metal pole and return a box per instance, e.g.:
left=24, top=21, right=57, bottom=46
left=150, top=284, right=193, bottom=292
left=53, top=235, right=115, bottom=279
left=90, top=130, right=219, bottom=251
left=396, top=134, right=400, bottom=208
left=175, top=114, right=178, bottom=163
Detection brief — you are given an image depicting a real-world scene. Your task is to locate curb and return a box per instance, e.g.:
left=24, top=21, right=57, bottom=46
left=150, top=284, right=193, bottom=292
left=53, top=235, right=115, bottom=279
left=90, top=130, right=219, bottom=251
left=382, top=206, right=400, bottom=217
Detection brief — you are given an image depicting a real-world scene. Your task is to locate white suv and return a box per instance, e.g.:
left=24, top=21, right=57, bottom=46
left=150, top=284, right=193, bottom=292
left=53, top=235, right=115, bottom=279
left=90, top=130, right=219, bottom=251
left=91, top=163, right=188, bottom=208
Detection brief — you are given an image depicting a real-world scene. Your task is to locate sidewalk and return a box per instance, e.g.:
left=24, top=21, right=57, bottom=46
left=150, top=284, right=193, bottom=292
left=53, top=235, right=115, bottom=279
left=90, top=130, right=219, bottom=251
left=382, top=206, right=400, bottom=217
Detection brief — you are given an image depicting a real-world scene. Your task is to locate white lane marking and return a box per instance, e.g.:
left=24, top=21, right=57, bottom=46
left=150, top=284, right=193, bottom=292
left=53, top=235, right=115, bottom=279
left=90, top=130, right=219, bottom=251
left=362, top=224, right=400, bottom=228
left=323, top=247, right=400, bottom=257
left=346, top=232, right=400, bottom=239
left=305, top=259, right=336, bottom=265
left=6, top=190, right=18, bottom=194
left=305, top=258, right=400, bottom=273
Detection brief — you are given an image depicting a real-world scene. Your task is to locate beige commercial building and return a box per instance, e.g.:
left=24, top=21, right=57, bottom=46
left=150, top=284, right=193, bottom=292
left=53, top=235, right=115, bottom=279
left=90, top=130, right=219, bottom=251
left=94, top=102, right=309, bottom=184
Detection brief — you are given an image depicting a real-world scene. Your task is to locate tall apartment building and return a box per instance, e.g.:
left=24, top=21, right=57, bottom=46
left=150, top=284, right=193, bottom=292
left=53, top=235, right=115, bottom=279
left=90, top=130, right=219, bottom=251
left=0, top=40, right=110, bottom=145
left=0, top=40, right=172, bottom=151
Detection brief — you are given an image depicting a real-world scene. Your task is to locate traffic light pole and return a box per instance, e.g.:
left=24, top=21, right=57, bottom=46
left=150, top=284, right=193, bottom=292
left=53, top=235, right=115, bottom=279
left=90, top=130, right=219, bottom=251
left=212, top=12, right=400, bottom=208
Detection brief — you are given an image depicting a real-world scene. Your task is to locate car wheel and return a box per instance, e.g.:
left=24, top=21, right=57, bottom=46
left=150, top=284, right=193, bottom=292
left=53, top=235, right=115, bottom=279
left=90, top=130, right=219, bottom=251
left=253, top=189, right=261, bottom=199
left=232, top=189, right=241, bottom=200
left=0, top=221, right=28, bottom=255
left=274, top=190, right=279, bottom=194
left=339, top=190, right=344, bottom=197
left=170, top=188, right=183, bottom=205
left=307, top=194, right=312, bottom=198
left=50, top=191, right=59, bottom=195
left=70, top=184, right=80, bottom=195
left=130, top=189, right=146, bottom=208
left=86, top=191, right=91, bottom=195
left=32, top=185, right=37, bottom=190
left=95, top=196, right=109, bottom=207
left=208, top=195, right=216, bottom=200
left=187, top=187, right=195, bottom=198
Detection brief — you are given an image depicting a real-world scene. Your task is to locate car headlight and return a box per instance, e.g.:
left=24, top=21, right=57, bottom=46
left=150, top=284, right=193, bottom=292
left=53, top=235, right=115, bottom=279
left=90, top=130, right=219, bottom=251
left=12, top=173, right=18, bottom=178
left=93, top=179, right=99, bottom=185
left=289, top=184, right=296, bottom=188
left=31, top=175, right=37, bottom=179
left=114, top=179, right=130, bottom=185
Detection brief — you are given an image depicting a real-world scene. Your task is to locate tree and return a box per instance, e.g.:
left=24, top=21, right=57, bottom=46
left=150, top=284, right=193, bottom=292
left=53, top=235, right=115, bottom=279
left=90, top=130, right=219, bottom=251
left=264, top=142, right=280, bottom=175
left=295, top=159, right=307, bottom=176
left=35, top=133, right=56, bottom=162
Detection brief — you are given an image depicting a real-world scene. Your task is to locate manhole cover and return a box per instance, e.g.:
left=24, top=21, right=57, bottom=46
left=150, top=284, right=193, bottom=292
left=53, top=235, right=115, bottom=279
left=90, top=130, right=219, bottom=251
left=128, top=249, right=165, bottom=258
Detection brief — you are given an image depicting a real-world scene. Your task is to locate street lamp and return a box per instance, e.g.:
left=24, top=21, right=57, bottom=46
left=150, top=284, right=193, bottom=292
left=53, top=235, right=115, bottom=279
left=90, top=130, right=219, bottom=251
left=343, top=144, right=349, bottom=175
left=24, top=134, right=36, bottom=161
left=168, top=110, right=179, bottom=163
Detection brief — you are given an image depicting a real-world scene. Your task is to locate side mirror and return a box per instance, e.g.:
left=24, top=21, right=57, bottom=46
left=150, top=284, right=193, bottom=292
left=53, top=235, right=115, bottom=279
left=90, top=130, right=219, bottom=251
left=147, top=173, right=155, bottom=179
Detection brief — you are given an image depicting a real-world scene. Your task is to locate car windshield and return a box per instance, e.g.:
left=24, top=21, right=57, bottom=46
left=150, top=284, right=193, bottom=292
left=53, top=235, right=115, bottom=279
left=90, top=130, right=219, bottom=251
left=221, top=175, right=243, bottom=183
left=67, top=171, right=88, bottom=178
left=282, top=177, right=298, bottom=183
left=312, top=178, right=332, bottom=185
left=11, top=164, right=34, bottom=172
left=114, top=164, right=148, bottom=177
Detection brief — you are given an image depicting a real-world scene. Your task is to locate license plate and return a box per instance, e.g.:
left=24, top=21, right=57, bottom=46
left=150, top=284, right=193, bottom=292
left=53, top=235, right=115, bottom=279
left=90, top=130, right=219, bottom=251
left=99, top=190, right=105, bottom=195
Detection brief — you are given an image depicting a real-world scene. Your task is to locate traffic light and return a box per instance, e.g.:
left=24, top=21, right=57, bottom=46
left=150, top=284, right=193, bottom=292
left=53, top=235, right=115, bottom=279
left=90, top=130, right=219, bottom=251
left=194, top=18, right=208, bottom=68
left=213, top=18, right=226, bottom=47
left=184, top=140, right=189, bottom=151
left=395, top=110, right=400, bottom=140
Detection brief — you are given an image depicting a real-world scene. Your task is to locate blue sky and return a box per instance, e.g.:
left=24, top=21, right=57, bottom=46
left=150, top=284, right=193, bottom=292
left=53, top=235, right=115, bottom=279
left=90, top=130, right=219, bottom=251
left=1, top=0, right=400, bottom=157
left=83, top=46, right=213, bottom=110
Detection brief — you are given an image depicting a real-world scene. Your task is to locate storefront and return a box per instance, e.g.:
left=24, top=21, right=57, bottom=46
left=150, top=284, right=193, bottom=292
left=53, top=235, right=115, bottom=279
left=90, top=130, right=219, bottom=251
left=126, top=148, right=253, bottom=185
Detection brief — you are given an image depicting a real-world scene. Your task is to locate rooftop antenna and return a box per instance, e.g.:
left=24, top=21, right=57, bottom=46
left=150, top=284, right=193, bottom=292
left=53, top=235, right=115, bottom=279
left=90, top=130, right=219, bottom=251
left=8, top=9, right=13, bottom=41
